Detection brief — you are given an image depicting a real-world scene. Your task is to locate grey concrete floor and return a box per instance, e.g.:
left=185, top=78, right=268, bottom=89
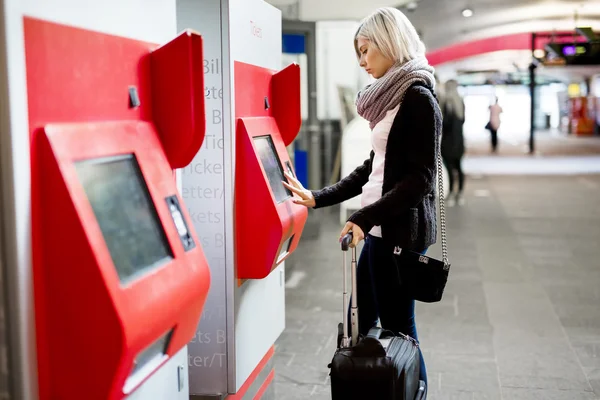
left=274, top=173, right=600, bottom=400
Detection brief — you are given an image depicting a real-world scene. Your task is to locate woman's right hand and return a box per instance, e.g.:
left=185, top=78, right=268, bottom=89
left=282, top=171, right=316, bottom=208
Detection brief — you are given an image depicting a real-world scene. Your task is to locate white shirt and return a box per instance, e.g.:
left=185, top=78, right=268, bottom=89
left=360, top=105, right=400, bottom=237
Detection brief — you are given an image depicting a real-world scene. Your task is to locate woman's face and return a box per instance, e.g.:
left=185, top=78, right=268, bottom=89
left=357, top=37, right=394, bottom=79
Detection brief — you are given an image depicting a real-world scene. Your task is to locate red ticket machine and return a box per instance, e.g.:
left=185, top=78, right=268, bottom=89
left=26, top=18, right=209, bottom=400
left=234, top=62, right=308, bottom=279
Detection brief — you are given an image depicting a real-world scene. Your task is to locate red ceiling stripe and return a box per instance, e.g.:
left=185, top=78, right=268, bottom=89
left=426, top=31, right=591, bottom=66
left=426, top=33, right=532, bottom=66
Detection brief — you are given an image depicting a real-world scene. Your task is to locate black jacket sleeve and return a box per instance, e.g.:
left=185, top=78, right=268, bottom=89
left=347, top=89, right=441, bottom=235
left=311, top=151, right=373, bottom=209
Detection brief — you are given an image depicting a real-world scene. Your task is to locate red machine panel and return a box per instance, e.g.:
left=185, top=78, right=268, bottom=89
left=24, top=17, right=205, bottom=168
left=271, top=63, right=302, bottom=146
left=25, top=18, right=210, bottom=399
left=151, top=29, right=206, bottom=168
left=34, top=122, right=210, bottom=399
left=234, top=61, right=307, bottom=279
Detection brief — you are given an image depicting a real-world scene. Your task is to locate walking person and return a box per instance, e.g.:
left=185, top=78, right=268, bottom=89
left=487, top=96, right=503, bottom=153
left=282, top=7, right=442, bottom=385
left=441, top=79, right=466, bottom=206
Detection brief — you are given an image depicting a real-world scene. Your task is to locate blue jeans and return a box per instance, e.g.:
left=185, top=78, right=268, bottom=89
left=349, top=234, right=427, bottom=384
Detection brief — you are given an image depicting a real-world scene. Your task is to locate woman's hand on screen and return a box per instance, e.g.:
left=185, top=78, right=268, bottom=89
left=282, top=171, right=316, bottom=208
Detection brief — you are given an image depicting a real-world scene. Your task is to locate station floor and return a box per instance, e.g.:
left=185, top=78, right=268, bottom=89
left=273, top=159, right=600, bottom=399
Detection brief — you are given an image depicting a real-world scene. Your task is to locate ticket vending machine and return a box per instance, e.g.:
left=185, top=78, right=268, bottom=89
left=26, top=19, right=210, bottom=400
left=235, top=62, right=308, bottom=279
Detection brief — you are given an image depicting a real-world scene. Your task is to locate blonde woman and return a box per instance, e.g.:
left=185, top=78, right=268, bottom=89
left=283, top=7, right=441, bottom=384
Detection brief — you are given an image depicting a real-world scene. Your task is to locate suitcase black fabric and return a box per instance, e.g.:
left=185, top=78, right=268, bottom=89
left=328, top=233, right=424, bottom=400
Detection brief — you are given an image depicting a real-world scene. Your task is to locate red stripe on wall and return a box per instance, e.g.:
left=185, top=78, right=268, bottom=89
left=252, top=370, right=275, bottom=400
left=426, top=33, right=531, bottom=66
left=226, top=346, right=275, bottom=399
left=426, top=31, right=592, bottom=67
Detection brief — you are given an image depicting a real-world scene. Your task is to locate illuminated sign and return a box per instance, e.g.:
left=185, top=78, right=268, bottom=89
left=543, top=41, right=599, bottom=66
left=562, top=45, right=587, bottom=56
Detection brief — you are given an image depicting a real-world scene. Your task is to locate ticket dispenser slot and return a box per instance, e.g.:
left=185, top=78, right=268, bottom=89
left=26, top=19, right=210, bottom=400
left=124, top=329, right=174, bottom=394
left=234, top=61, right=307, bottom=279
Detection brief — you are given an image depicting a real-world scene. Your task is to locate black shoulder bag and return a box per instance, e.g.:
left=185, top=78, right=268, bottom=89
left=392, top=147, right=451, bottom=303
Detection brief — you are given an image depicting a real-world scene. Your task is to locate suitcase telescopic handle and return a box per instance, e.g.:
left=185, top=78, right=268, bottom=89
left=341, top=232, right=359, bottom=346
left=341, top=233, right=353, bottom=251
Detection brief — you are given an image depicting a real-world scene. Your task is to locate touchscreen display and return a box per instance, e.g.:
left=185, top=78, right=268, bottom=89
left=75, top=154, right=173, bottom=284
left=253, top=135, right=292, bottom=203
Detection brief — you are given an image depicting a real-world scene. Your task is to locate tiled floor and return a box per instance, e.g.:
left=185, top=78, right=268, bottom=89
left=464, top=133, right=600, bottom=176
left=464, top=130, right=600, bottom=157
left=274, top=172, right=600, bottom=400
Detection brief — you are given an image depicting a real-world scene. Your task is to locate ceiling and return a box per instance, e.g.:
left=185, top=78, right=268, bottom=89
left=266, top=0, right=600, bottom=80
left=539, top=64, right=600, bottom=82
left=266, top=0, right=600, bottom=50
left=434, top=50, right=534, bottom=80
left=433, top=49, right=600, bottom=85
left=404, top=0, right=600, bottom=51
left=266, top=0, right=413, bottom=21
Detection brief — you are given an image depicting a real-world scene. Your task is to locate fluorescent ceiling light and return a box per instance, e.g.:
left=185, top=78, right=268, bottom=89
left=406, top=1, right=418, bottom=11
left=462, top=8, right=473, bottom=17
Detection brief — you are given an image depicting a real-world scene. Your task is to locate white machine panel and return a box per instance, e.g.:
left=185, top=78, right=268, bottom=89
left=229, top=0, right=285, bottom=392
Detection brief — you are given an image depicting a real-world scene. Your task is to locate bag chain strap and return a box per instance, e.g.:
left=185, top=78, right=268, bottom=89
left=391, top=88, right=449, bottom=268
left=436, top=145, right=449, bottom=268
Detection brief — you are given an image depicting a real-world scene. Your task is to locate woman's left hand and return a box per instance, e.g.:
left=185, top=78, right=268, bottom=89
left=340, top=222, right=365, bottom=248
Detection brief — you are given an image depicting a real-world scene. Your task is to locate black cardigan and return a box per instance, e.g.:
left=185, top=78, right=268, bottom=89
left=312, top=83, right=443, bottom=251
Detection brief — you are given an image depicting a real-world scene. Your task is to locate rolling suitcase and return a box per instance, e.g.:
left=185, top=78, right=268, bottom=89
left=328, top=233, right=426, bottom=400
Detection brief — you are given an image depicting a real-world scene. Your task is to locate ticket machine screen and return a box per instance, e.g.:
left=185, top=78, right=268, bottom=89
left=253, top=135, right=292, bottom=203
left=75, top=154, right=173, bottom=283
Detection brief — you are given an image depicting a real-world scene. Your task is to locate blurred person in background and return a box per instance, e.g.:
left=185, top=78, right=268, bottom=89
left=441, top=79, right=465, bottom=206
left=486, top=96, right=503, bottom=153
left=434, top=74, right=445, bottom=105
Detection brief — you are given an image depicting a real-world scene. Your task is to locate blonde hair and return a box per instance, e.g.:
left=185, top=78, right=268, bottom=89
left=354, top=7, right=426, bottom=64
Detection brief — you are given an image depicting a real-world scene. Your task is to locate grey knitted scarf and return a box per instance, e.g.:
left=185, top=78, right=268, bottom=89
left=356, top=56, right=436, bottom=129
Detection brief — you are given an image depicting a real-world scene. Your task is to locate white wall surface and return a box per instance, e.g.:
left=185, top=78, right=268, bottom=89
left=462, top=84, right=564, bottom=146
left=0, top=1, right=185, bottom=399
left=462, top=85, right=531, bottom=144
left=316, top=21, right=370, bottom=120
left=269, top=0, right=406, bottom=21
left=229, top=0, right=282, bottom=71
left=22, top=0, right=177, bottom=43
left=282, top=53, right=308, bottom=120
left=592, top=75, right=600, bottom=98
